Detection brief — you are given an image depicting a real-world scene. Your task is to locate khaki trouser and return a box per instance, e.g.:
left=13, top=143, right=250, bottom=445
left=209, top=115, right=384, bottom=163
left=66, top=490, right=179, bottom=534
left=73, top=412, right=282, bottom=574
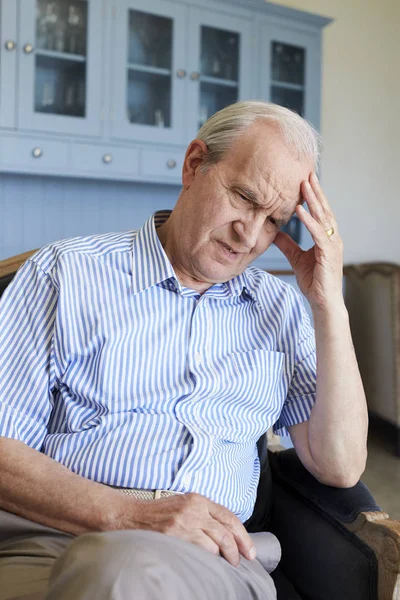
left=0, top=509, right=278, bottom=600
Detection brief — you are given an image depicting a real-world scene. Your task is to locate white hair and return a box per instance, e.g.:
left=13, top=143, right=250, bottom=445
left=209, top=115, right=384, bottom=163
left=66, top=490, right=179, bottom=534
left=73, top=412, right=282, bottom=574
left=197, top=100, right=322, bottom=170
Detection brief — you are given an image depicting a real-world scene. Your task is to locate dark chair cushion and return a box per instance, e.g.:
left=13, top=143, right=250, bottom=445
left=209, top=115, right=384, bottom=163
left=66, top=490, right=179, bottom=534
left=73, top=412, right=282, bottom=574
left=271, top=448, right=381, bottom=522
left=269, top=451, right=379, bottom=600
left=271, top=567, right=304, bottom=600
left=0, top=273, right=15, bottom=297
left=244, top=435, right=272, bottom=533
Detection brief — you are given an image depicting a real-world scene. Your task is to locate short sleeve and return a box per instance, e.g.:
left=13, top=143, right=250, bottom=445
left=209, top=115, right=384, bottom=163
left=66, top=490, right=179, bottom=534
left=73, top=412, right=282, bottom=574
left=0, top=259, right=58, bottom=449
left=273, top=294, right=316, bottom=437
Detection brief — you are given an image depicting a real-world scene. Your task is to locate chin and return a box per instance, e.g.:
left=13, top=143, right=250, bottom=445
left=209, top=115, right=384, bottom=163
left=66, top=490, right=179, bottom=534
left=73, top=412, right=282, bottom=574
left=194, top=252, right=248, bottom=284
left=199, top=266, right=242, bottom=284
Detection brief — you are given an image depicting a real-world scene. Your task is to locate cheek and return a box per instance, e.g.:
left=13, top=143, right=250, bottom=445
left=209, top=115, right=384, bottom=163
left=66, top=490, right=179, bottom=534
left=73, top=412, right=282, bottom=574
left=253, top=228, right=277, bottom=254
left=199, top=212, right=232, bottom=240
left=187, top=218, right=220, bottom=249
left=196, top=196, right=224, bottom=222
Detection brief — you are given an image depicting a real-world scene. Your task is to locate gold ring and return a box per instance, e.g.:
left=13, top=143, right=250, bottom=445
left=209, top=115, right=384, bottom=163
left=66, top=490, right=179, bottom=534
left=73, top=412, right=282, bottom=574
left=325, top=227, right=335, bottom=237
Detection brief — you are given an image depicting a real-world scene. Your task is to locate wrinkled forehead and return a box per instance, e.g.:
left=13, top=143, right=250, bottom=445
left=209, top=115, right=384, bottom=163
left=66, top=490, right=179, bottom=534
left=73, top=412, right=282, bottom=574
left=225, top=122, right=314, bottom=202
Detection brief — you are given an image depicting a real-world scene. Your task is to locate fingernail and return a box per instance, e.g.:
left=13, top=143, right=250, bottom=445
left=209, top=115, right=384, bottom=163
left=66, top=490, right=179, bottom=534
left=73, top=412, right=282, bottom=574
left=249, top=546, right=257, bottom=560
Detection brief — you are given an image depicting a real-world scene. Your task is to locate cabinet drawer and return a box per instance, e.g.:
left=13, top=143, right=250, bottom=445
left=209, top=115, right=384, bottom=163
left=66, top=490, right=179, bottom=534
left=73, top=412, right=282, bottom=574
left=0, top=136, right=68, bottom=170
left=71, top=144, right=139, bottom=176
left=141, top=149, right=184, bottom=180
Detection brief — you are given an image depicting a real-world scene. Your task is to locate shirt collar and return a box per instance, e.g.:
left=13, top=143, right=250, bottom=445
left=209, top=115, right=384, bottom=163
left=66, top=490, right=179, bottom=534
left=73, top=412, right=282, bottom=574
left=131, top=210, right=256, bottom=301
left=131, top=210, right=177, bottom=295
left=224, top=272, right=257, bottom=302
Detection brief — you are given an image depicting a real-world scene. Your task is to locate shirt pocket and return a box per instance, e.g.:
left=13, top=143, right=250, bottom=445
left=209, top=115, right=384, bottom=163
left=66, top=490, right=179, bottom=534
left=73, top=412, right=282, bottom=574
left=231, top=349, right=285, bottom=378
left=199, top=349, right=288, bottom=443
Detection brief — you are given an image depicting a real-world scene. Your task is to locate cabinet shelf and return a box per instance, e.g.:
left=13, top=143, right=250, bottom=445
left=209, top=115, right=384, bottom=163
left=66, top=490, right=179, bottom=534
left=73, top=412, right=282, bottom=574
left=201, top=75, right=238, bottom=88
left=0, top=0, right=328, bottom=186
left=270, top=80, right=304, bottom=91
left=35, top=49, right=86, bottom=63
left=128, top=63, right=171, bottom=77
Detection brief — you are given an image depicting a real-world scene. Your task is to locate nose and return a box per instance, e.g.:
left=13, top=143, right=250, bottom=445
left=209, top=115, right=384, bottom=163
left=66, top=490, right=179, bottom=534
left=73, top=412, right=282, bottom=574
left=232, top=212, right=268, bottom=249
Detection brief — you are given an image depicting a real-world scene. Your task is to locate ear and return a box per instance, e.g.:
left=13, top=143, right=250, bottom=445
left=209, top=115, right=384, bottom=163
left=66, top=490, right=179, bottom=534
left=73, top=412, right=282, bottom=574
left=182, top=140, right=208, bottom=188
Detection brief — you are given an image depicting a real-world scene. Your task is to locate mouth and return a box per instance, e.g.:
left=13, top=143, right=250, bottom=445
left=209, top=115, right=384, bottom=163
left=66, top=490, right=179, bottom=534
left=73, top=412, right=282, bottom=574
left=218, top=241, right=242, bottom=261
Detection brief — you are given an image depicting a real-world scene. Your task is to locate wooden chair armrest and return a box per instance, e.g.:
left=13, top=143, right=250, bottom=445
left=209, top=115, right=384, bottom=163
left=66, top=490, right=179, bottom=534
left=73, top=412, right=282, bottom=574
left=0, top=249, right=38, bottom=279
left=345, top=511, right=400, bottom=600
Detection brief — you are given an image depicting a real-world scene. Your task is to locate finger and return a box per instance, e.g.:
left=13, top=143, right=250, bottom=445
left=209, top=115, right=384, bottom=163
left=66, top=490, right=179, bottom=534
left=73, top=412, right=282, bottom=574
left=209, top=504, right=255, bottom=562
left=273, top=231, right=303, bottom=269
left=302, top=180, right=327, bottom=226
left=296, top=204, right=333, bottom=246
left=190, top=531, right=220, bottom=558
left=309, top=172, right=332, bottom=214
left=203, top=520, right=241, bottom=566
left=305, top=173, right=337, bottom=230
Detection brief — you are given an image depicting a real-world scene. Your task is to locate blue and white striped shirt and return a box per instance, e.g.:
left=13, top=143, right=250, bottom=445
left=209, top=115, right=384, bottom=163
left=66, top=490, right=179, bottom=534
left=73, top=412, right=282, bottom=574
left=0, top=211, right=316, bottom=522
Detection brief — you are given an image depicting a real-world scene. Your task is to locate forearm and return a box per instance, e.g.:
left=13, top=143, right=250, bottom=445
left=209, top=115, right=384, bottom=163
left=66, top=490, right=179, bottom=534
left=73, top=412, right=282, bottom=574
left=308, top=300, right=368, bottom=486
left=0, top=438, right=257, bottom=566
left=0, top=437, right=133, bottom=535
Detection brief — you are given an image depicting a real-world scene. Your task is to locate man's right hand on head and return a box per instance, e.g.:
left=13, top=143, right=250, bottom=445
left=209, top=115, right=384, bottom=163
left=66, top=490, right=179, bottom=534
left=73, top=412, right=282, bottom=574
left=123, top=492, right=257, bottom=567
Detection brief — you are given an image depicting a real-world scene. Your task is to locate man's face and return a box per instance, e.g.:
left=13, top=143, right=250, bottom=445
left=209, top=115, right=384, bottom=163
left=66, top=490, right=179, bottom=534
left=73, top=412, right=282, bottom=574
left=174, top=121, right=314, bottom=287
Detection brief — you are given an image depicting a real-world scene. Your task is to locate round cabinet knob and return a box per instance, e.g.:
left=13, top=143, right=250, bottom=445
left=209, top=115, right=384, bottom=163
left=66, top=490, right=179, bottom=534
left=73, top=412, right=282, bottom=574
left=103, top=154, right=112, bottom=164
left=23, top=43, right=34, bottom=54
left=190, top=72, right=200, bottom=81
left=5, top=40, right=16, bottom=51
left=32, top=148, right=43, bottom=159
left=166, top=159, right=177, bottom=169
left=176, top=69, right=187, bottom=79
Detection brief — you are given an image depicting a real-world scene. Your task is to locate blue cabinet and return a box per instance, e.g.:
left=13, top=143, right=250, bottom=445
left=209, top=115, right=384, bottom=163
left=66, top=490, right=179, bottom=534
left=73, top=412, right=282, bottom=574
left=0, top=2, right=18, bottom=129
left=0, top=0, right=331, bottom=184
left=257, top=18, right=323, bottom=133
left=12, top=0, right=104, bottom=137
left=110, top=0, right=187, bottom=145
left=185, top=6, right=253, bottom=144
left=110, top=0, right=253, bottom=146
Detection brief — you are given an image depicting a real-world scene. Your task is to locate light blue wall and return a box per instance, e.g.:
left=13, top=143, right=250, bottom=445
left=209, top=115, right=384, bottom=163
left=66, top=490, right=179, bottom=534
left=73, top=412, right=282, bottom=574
left=0, top=173, right=181, bottom=259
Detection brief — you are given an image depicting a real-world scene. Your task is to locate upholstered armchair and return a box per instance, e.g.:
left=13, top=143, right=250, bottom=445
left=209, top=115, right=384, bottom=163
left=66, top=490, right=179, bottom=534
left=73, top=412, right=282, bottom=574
left=345, top=263, right=400, bottom=457
left=1, top=252, right=400, bottom=599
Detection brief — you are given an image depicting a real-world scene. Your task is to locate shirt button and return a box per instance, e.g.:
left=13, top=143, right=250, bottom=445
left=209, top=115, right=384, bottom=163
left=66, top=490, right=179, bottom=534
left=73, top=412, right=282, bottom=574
left=195, top=352, right=202, bottom=364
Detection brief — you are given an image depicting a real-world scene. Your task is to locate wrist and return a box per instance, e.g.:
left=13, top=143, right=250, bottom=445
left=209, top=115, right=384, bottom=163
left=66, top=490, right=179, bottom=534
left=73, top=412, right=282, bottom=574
left=100, top=490, right=142, bottom=532
left=311, top=298, right=349, bottom=327
left=310, top=294, right=347, bottom=317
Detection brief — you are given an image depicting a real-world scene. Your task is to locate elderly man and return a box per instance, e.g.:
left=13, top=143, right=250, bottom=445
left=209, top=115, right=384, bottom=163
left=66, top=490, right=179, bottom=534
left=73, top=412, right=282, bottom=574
left=0, top=101, right=368, bottom=600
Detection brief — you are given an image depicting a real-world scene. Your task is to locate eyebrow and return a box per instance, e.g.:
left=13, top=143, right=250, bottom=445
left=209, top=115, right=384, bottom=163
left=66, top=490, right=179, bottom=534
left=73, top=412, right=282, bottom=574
left=235, top=185, right=261, bottom=206
left=234, top=184, right=305, bottom=230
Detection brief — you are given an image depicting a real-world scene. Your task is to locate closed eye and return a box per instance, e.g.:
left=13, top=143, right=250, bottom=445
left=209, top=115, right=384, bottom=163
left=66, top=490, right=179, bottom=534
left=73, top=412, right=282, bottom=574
left=269, top=217, right=279, bottom=228
left=238, top=192, right=250, bottom=202
left=237, top=192, right=260, bottom=209
left=233, top=186, right=261, bottom=207
left=269, top=217, right=286, bottom=230
left=234, top=189, right=287, bottom=228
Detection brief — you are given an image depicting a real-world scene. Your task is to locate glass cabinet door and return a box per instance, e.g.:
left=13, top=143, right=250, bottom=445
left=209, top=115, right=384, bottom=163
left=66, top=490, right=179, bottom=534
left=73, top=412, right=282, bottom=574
left=110, top=0, right=186, bottom=144
left=258, top=23, right=321, bottom=126
left=269, top=38, right=306, bottom=246
left=18, top=0, right=103, bottom=136
left=270, top=41, right=306, bottom=117
left=186, top=9, right=252, bottom=142
left=0, top=1, right=18, bottom=128
left=256, top=23, right=321, bottom=265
